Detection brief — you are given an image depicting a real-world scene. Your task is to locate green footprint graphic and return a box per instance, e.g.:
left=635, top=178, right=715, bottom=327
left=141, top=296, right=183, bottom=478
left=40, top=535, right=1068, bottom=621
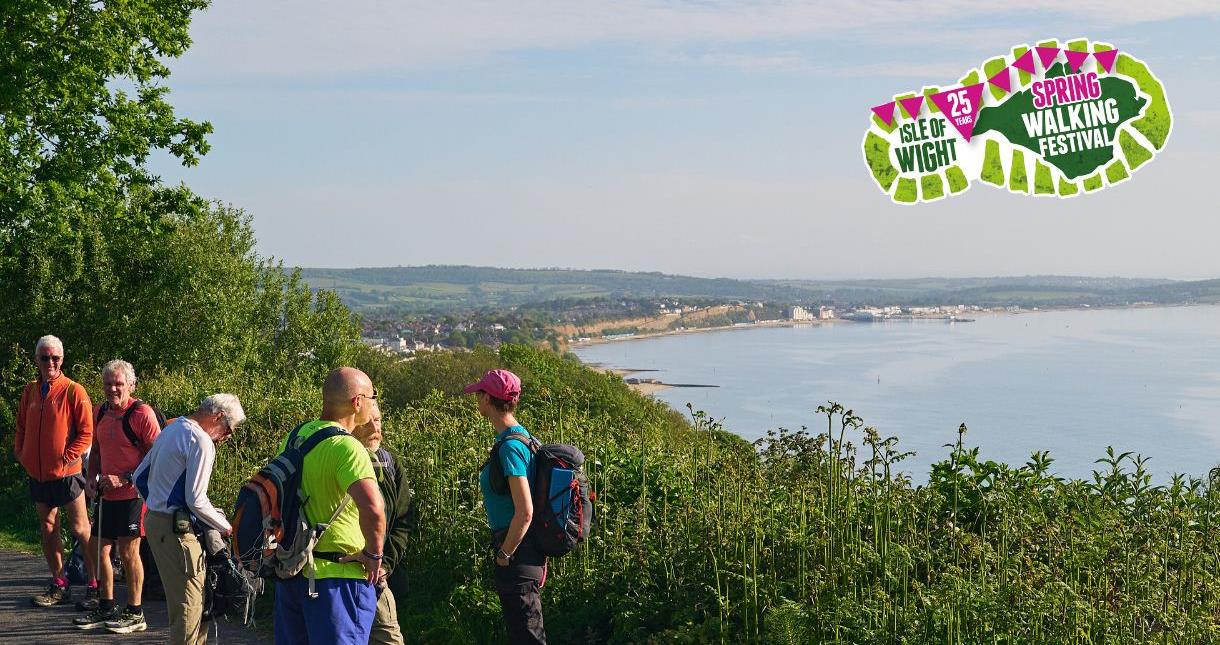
left=862, top=38, right=1171, bottom=204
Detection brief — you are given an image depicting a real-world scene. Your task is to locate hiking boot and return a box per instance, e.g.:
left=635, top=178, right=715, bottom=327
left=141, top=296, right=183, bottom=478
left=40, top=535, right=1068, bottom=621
left=74, top=585, right=99, bottom=611
left=73, top=605, right=120, bottom=630
left=105, top=607, right=148, bottom=634
left=31, top=580, right=70, bottom=607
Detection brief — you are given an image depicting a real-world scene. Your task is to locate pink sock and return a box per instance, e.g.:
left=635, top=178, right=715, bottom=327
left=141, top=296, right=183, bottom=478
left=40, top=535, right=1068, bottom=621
left=88, top=579, right=98, bottom=589
left=54, top=576, right=68, bottom=588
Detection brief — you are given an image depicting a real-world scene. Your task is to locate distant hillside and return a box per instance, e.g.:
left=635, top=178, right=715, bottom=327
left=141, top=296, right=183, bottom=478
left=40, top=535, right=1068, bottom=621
left=298, top=265, right=1214, bottom=314
left=299, top=266, right=814, bottom=311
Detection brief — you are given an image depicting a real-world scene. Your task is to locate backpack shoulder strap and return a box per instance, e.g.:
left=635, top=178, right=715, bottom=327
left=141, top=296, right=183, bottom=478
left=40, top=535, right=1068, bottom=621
left=500, top=433, right=539, bottom=453
left=376, top=448, right=398, bottom=489
left=121, top=400, right=148, bottom=449
left=485, top=432, right=539, bottom=494
left=95, top=402, right=108, bottom=425
left=295, top=424, right=347, bottom=456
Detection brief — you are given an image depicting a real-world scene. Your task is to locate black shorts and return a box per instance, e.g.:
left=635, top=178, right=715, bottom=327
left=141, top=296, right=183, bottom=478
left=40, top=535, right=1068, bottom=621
left=91, top=498, right=147, bottom=539
left=28, top=474, right=85, bottom=508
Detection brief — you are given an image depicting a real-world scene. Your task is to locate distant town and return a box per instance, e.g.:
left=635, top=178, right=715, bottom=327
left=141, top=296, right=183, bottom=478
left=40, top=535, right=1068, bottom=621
left=358, top=298, right=1013, bottom=357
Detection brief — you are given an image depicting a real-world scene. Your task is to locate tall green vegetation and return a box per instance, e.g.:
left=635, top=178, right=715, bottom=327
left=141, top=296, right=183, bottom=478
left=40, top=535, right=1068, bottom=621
left=5, top=3, right=1220, bottom=643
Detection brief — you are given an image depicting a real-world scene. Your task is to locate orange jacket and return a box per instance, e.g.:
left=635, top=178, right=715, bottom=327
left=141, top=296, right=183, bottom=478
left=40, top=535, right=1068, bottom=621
left=14, top=376, right=94, bottom=482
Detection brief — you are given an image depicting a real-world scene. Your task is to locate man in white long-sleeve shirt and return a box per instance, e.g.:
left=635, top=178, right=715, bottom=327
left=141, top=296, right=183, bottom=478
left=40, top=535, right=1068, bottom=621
left=133, top=393, right=244, bottom=645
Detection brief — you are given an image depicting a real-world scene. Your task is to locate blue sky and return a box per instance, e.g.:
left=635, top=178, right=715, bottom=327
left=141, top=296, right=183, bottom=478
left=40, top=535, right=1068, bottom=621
left=150, top=1, right=1220, bottom=279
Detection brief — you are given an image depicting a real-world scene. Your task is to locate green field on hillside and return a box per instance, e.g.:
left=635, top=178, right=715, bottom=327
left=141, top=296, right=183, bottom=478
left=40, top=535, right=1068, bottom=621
left=299, top=266, right=1214, bottom=314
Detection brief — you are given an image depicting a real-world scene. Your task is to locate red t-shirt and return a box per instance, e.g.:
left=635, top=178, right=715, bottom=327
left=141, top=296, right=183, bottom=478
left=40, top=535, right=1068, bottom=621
left=90, top=400, right=161, bottom=501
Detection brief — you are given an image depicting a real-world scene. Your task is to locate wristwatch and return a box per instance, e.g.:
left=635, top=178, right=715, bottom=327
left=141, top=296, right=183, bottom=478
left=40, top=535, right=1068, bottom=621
left=496, top=548, right=514, bottom=564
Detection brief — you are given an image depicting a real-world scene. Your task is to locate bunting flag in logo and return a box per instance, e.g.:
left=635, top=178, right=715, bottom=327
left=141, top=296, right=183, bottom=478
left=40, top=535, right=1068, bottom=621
left=870, top=101, right=896, bottom=126
left=1036, top=46, right=1061, bottom=69
left=898, top=95, right=925, bottom=120
left=928, top=84, right=986, bottom=142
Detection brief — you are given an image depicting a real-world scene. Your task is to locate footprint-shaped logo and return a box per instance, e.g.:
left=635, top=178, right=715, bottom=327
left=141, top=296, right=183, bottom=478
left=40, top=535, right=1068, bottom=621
left=862, top=39, right=1171, bottom=204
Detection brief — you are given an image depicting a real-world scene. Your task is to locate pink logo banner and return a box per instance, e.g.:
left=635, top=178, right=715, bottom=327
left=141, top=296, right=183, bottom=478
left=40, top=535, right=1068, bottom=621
left=1036, top=46, right=1060, bottom=70
left=870, top=101, right=896, bottom=126
left=1011, top=49, right=1036, bottom=75
left=1093, top=49, right=1118, bottom=73
left=987, top=67, right=1011, bottom=93
left=1064, top=50, right=1089, bottom=73
left=898, top=95, right=924, bottom=119
left=929, top=84, right=985, bottom=141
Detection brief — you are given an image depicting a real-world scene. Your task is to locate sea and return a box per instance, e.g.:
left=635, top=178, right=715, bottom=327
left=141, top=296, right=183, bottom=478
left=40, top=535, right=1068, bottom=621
left=573, top=305, right=1220, bottom=482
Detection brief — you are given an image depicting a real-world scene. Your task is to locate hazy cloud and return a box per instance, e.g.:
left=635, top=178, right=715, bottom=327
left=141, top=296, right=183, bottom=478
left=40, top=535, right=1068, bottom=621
left=178, top=1, right=1220, bottom=79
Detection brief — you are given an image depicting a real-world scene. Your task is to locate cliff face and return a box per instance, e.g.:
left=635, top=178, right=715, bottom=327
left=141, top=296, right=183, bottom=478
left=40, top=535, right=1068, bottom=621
left=550, top=304, right=746, bottom=338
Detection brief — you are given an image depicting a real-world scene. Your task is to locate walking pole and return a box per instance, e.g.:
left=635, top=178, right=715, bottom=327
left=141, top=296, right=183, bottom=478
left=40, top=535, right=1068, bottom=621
left=94, top=475, right=102, bottom=593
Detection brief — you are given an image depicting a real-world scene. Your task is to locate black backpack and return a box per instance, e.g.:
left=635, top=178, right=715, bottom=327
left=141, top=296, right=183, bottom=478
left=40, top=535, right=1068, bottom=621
left=486, top=434, right=595, bottom=557
left=202, top=550, right=259, bottom=626
left=94, top=399, right=167, bottom=449
left=232, top=423, right=350, bottom=580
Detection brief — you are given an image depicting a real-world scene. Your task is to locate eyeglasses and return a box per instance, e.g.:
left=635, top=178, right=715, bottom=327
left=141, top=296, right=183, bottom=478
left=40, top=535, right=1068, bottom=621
left=356, top=387, right=379, bottom=402
left=219, top=414, right=234, bottom=436
left=38, top=355, right=63, bottom=364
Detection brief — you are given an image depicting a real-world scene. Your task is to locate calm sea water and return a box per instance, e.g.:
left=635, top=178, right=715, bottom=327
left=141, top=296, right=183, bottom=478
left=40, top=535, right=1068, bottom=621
left=574, top=306, right=1220, bottom=481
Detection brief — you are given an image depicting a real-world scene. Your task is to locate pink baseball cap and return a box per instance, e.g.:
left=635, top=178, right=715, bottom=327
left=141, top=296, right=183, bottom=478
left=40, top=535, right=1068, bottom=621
left=463, top=369, right=522, bottom=402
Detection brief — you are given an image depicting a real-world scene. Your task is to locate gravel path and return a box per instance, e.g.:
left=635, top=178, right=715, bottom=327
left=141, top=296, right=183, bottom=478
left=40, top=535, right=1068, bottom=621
left=0, top=548, right=267, bottom=644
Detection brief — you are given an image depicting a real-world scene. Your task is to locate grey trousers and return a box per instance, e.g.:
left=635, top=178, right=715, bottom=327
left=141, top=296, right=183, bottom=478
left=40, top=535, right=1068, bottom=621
left=369, top=586, right=405, bottom=645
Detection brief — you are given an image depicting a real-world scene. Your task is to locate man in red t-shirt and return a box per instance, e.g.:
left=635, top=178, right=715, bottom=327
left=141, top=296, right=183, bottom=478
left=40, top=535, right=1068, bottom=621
left=73, top=360, right=161, bottom=634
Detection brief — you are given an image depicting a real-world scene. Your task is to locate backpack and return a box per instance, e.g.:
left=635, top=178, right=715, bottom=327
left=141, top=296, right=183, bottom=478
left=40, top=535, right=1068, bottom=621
left=486, top=434, right=596, bottom=557
left=94, top=399, right=167, bottom=450
left=231, top=423, right=352, bottom=588
left=203, top=552, right=259, bottom=625
left=62, top=536, right=89, bottom=585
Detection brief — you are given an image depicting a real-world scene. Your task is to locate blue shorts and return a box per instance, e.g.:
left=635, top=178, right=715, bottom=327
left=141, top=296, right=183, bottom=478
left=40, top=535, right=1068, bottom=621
left=274, top=575, right=376, bottom=645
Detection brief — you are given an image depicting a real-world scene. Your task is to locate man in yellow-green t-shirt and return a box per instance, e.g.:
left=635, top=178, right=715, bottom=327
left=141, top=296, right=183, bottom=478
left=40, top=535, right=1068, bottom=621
left=273, top=367, right=386, bottom=645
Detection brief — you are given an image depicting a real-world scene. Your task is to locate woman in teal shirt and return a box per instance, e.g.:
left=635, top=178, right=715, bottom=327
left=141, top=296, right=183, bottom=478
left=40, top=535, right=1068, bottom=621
left=466, top=369, right=547, bottom=644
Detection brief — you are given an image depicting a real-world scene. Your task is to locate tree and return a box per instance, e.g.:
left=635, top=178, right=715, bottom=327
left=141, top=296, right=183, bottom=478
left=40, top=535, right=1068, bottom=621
left=0, top=1, right=363, bottom=389
left=1, top=0, right=211, bottom=257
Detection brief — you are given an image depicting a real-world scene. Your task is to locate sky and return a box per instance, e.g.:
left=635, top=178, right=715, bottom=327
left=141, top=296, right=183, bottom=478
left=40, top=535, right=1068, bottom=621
left=149, top=1, right=1220, bottom=280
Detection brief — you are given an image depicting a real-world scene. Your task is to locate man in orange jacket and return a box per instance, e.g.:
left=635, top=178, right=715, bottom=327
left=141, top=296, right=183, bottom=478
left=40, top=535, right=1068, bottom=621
left=14, top=335, right=96, bottom=607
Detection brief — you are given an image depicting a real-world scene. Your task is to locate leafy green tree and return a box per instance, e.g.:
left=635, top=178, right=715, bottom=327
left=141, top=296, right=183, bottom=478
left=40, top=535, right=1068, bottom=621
left=1, top=0, right=212, bottom=252
left=0, top=1, right=361, bottom=387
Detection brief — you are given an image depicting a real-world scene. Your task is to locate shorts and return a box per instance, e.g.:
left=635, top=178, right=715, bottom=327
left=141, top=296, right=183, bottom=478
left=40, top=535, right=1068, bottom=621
left=28, top=474, right=85, bottom=508
left=91, top=498, right=147, bottom=539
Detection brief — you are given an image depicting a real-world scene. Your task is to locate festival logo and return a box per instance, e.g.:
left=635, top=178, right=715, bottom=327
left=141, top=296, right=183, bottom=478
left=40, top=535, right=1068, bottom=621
left=861, top=39, right=1171, bottom=204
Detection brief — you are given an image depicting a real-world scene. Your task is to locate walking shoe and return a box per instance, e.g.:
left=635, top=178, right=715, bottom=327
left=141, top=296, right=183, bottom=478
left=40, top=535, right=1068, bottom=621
left=75, top=585, right=99, bottom=611
left=73, top=605, right=120, bottom=630
left=31, top=580, right=71, bottom=607
left=105, top=607, right=147, bottom=634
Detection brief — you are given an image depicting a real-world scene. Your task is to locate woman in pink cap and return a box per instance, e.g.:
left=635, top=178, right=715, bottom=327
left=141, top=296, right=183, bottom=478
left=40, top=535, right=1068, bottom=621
left=466, top=369, right=547, bottom=644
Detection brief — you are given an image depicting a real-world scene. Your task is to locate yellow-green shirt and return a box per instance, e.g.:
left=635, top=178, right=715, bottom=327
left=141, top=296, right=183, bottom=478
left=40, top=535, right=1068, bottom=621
left=278, top=420, right=375, bottom=580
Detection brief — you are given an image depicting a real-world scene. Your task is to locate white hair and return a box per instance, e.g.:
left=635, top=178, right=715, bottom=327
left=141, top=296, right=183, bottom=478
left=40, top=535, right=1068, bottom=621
left=198, top=393, right=246, bottom=428
left=102, top=359, right=136, bottom=385
left=35, top=335, right=63, bottom=354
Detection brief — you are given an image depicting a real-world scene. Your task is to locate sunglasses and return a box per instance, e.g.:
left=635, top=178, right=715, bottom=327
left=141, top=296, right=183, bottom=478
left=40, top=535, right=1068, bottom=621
left=38, top=355, right=63, bottom=364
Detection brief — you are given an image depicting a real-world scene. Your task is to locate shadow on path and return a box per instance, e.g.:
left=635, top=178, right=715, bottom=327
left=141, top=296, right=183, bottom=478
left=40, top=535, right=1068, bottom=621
left=0, top=548, right=266, bottom=644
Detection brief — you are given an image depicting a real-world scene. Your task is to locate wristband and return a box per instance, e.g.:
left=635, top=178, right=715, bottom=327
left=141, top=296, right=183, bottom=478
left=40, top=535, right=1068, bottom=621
left=363, top=549, right=383, bottom=561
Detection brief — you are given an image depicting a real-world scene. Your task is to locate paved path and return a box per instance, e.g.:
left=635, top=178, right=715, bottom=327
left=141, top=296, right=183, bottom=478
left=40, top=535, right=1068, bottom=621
left=0, top=548, right=266, bottom=644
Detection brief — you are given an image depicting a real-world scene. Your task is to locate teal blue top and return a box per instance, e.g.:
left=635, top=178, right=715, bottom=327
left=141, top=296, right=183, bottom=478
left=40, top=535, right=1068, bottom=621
left=479, top=425, right=534, bottom=531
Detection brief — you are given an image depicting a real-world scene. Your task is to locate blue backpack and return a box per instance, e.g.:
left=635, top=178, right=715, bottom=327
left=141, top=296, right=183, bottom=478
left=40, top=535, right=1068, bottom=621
left=487, top=435, right=595, bottom=557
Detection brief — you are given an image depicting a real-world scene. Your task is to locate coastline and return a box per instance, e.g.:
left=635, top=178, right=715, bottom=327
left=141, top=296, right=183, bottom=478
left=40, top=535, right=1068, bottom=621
left=571, top=301, right=1203, bottom=351
left=576, top=303, right=1216, bottom=396
left=570, top=318, right=827, bottom=348
left=594, top=366, right=676, bottom=395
